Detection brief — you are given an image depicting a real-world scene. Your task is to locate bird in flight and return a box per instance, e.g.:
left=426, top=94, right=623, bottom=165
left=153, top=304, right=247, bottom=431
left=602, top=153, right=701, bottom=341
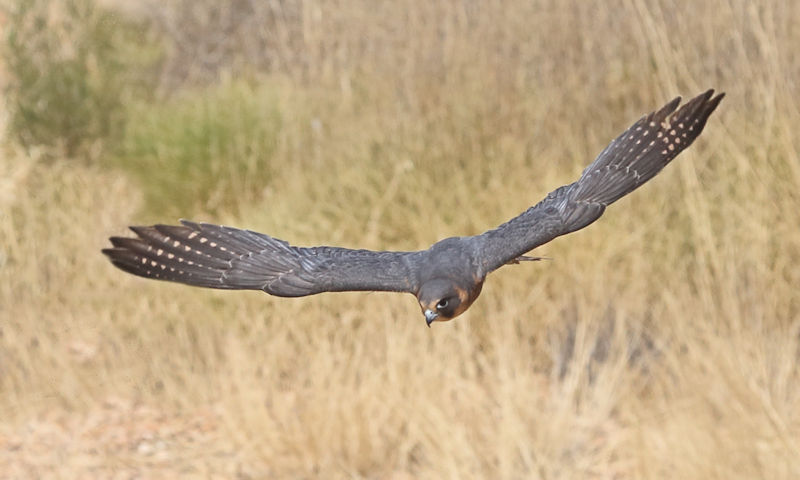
left=103, top=89, right=723, bottom=326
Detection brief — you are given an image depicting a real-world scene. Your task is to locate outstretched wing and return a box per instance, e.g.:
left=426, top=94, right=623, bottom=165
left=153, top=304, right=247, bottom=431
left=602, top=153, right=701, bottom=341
left=476, top=89, right=724, bottom=275
left=102, top=220, right=423, bottom=296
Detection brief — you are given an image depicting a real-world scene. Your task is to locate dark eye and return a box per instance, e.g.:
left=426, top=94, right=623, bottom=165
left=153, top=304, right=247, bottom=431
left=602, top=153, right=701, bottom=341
left=436, top=299, right=449, bottom=309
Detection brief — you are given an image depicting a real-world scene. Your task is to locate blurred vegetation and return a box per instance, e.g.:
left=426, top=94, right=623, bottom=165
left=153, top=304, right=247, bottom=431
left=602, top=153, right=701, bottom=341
left=115, top=79, right=282, bottom=216
left=2, top=0, right=159, bottom=160
left=1, top=0, right=799, bottom=478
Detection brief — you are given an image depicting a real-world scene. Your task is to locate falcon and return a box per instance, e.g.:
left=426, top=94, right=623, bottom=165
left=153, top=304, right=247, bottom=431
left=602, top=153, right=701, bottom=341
left=103, top=89, right=724, bottom=326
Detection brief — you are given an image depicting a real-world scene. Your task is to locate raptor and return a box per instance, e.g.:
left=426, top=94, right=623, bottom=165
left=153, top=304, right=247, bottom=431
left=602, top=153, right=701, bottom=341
left=103, top=90, right=724, bottom=326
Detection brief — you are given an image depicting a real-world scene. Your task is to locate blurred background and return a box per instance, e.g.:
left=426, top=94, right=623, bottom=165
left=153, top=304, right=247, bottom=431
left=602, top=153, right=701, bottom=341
left=1, top=0, right=798, bottom=478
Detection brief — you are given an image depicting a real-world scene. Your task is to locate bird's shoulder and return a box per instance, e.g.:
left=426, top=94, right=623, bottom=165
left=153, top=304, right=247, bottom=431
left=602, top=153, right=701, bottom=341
left=420, top=236, right=484, bottom=278
left=427, top=236, right=480, bottom=256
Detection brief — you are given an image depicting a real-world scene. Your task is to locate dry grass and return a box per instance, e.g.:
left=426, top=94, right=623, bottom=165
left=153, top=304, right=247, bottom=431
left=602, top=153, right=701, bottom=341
left=2, top=0, right=800, bottom=478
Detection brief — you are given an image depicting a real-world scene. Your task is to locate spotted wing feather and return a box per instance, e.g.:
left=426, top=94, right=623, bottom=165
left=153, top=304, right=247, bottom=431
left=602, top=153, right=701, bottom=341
left=102, top=220, right=423, bottom=296
left=477, top=89, right=724, bottom=274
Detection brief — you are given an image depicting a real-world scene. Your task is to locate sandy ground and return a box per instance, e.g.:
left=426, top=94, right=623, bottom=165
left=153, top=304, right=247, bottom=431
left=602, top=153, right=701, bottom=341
left=0, top=399, right=262, bottom=479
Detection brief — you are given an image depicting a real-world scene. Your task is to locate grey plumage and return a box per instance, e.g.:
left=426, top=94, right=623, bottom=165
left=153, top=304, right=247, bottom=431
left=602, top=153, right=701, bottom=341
left=103, top=90, right=723, bottom=324
left=105, top=221, right=423, bottom=296
left=476, top=89, right=724, bottom=275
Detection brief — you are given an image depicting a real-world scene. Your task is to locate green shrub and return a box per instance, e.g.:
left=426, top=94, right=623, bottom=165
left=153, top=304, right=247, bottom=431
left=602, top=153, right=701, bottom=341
left=115, top=80, right=282, bottom=216
left=3, top=0, right=153, bottom=159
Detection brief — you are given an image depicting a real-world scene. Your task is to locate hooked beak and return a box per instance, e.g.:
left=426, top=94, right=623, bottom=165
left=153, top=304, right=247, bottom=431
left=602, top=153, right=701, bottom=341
left=424, top=309, right=439, bottom=327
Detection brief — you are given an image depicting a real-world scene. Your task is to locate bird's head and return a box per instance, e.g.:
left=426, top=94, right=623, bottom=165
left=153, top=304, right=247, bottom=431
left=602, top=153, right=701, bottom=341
left=417, top=278, right=481, bottom=326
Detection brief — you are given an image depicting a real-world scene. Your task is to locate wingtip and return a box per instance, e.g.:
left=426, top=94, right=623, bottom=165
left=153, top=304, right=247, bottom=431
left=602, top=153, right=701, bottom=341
left=649, top=95, right=682, bottom=123
left=665, top=95, right=682, bottom=113
left=688, top=89, right=725, bottom=120
left=691, top=88, right=724, bottom=108
left=667, top=89, right=721, bottom=112
left=709, top=91, right=725, bottom=110
left=107, top=236, right=130, bottom=249
left=128, top=225, right=152, bottom=238
left=110, top=236, right=152, bottom=252
left=667, top=89, right=724, bottom=124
